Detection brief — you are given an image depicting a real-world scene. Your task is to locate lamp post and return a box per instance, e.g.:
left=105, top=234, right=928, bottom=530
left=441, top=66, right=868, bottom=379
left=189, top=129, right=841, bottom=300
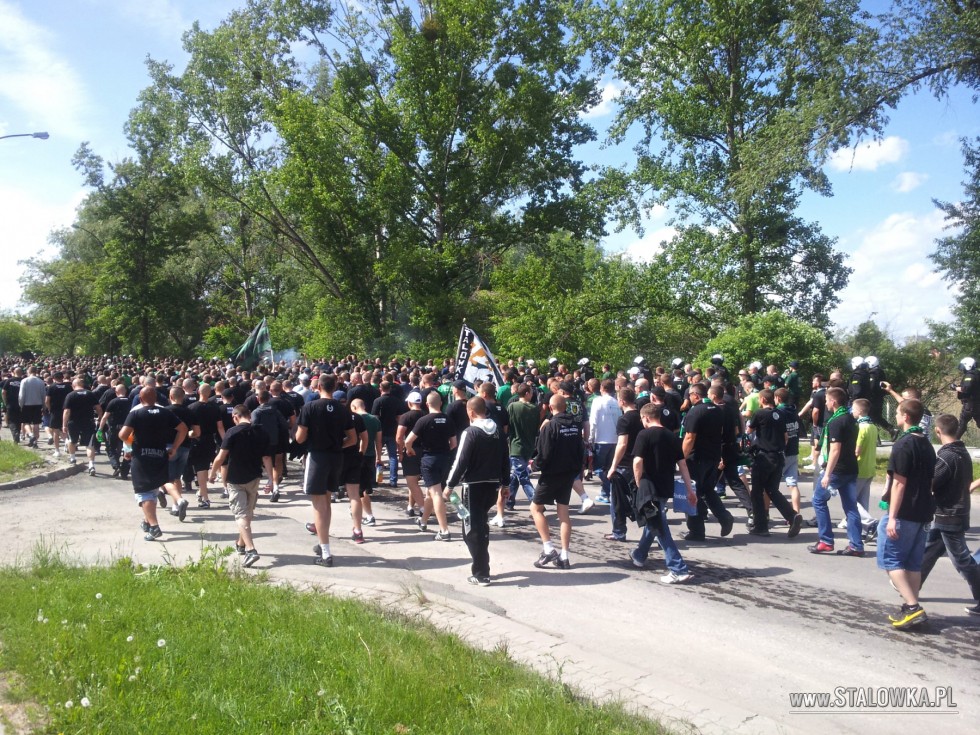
left=0, top=131, right=49, bottom=141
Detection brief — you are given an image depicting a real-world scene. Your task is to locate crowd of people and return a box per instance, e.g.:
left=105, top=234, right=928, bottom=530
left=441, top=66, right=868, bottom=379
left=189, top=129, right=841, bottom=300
left=1, top=351, right=978, bottom=628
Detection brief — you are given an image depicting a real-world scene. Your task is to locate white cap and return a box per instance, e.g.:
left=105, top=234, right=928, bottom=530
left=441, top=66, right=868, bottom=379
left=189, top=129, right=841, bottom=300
left=628, top=366, right=641, bottom=377
left=407, top=391, right=422, bottom=404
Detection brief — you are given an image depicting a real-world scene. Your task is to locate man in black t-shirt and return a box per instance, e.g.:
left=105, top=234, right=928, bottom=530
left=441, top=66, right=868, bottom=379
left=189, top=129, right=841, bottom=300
left=188, top=383, right=225, bottom=507
left=210, top=404, right=269, bottom=568
left=877, top=398, right=937, bottom=629
left=809, top=387, right=863, bottom=556
left=99, top=384, right=133, bottom=478
left=405, top=392, right=458, bottom=541
left=63, top=377, right=102, bottom=475
left=396, top=392, right=426, bottom=515
left=372, top=380, right=406, bottom=489
left=295, top=374, right=357, bottom=567
left=745, top=390, right=803, bottom=538
left=681, top=384, right=733, bottom=541
left=120, top=386, right=188, bottom=542
left=46, top=372, right=71, bottom=457
left=629, top=403, right=696, bottom=583
left=605, top=387, right=643, bottom=540
left=2, top=367, right=24, bottom=443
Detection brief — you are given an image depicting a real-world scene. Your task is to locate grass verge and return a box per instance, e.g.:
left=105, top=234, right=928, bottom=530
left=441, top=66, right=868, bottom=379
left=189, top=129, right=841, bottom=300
left=0, top=545, right=669, bottom=734
left=0, top=441, right=44, bottom=481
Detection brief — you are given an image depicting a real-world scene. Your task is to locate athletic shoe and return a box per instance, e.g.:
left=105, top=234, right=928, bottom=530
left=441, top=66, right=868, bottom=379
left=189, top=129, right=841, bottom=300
left=46, top=437, right=53, bottom=445
left=533, top=549, right=559, bottom=568
left=965, top=603, right=980, bottom=616
left=68, top=456, right=76, bottom=465
left=306, top=522, right=317, bottom=535
left=555, top=556, right=570, bottom=569
left=235, top=543, right=246, bottom=555
left=270, top=490, right=280, bottom=503
left=140, top=520, right=151, bottom=533
left=416, top=518, right=428, bottom=533
left=578, top=497, right=595, bottom=515
left=221, top=488, right=229, bottom=499
left=629, top=550, right=645, bottom=568
left=88, top=465, right=96, bottom=476
left=660, top=571, right=693, bottom=585
left=157, top=491, right=168, bottom=509
left=53, top=450, right=61, bottom=459
left=313, top=554, right=334, bottom=567
left=144, top=525, right=162, bottom=541
left=468, top=575, right=491, bottom=586
left=351, top=530, right=365, bottom=544
left=243, top=549, right=260, bottom=568
left=603, top=533, right=627, bottom=542
left=433, top=530, right=452, bottom=542
left=489, top=514, right=505, bottom=528
left=808, top=541, right=835, bottom=554
left=787, top=514, right=803, bottom=539
left=719, top=516, right=734, bottom=537
left=889, top=604, right=927, bottom=629
left=405, top=507, right=416, bottom=517
left=363, top=515, right=376, bottom=526
left=198, top=499, right=211, bottom=509
left=176, top=499, right=189, bottom=522
left=595, top=495, right=610, bottom=505
left=838, top=545, right=865, bottom=557
left=111, top=466, right=121, bottom=478
left=680, top=531, right=706, bottom=541
left=747, top=528, right=771, bottom=537
left=804, top=517, right=819, bottom=528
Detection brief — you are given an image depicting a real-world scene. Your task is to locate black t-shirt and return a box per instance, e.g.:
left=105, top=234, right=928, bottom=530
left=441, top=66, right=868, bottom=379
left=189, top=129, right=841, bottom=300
left=446, top=399, right=470, bottom=440
left=616, top=410, right=644, bottom=460
left=344, top=411, right=366, bottom=459
left=397, top=408, right=424, bottom=436
left=564, top=396, right=587, bottom=435
left=659, top=405, right=681, bottom=433
left=410, top=412, right=457, bottom=454
left=781, top=404, right=800, bottom=456
left=47, top=382, right=71, bottom=413
left=189, top=399, right=222, bottom=444
left=664, top=389, right=682, bottom=413
left=105, top=397, right=132, bottom=427
left=885, top=431, right=937, bottom=523
left=297, top=398, right=353, bottom=453
left=633, top=426, right=683, bottom=498
left=63, top=390, right=99, bottom=425
left=720, top=395, right=741, bottom=445
left=98, top=388, right=118, bottom=412
left=826, top=411, right=858, bottom=475
left=268, top=395, right=295, bottom=423
left=811, top=388, right=826, bottom=426
left=749, top=407, right=787, bottom=453
left=371, top=394, right=405, bottom=436
left=166, top=404, right=195, bottom=443
left=220, top=422, right=269, bottom=484
left=124, top=405, right=181, bottom=490
left=683, top=402, right=724, bottom=462
left=2, top=378, right=22, bottom=410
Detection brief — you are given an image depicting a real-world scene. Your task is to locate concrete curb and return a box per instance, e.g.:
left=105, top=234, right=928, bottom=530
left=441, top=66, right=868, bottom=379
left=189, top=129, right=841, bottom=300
left=0, top=462, right=85, bottom=491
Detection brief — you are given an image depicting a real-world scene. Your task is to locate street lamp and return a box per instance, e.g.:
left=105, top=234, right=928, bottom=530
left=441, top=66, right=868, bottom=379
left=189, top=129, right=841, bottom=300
left=0, top=131, right=49, bottom=141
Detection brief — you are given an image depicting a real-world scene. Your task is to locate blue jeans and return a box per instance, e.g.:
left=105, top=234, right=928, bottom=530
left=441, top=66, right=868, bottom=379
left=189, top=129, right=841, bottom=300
left=594, top=443, right=616, bottom=498
left=813, top=471, right=862, bottom=550
left=634, top=499, right=688, bottom=575
left=382, top=434, right=398, bottom=485
left=508, top=457, right=534, bottom=506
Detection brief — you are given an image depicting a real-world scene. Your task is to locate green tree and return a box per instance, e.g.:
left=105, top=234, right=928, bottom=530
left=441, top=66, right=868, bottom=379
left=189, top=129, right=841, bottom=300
left=18, top=253, right=95, bottom=355
left=0, top=314, right=34, bottom=356
left=593, top=0, right=886, bottom=329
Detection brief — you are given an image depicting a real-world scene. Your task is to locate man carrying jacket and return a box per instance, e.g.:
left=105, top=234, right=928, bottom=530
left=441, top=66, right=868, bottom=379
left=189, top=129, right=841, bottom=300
left=445, top=397, right=510, bottom=586
left=530, top=393, right=584, bottom=570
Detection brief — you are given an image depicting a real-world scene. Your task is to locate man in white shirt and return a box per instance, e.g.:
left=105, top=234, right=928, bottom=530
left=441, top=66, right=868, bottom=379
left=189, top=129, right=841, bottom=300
left=589, top=379, right=622, bottom=504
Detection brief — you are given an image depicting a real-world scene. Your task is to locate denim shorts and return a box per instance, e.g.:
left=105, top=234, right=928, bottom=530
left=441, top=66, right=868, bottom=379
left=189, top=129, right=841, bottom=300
left=876, top=516, right=927, bottom=572
left=783, top=454, right=798, bottom=487
left=134, top=491, right=157, bottom=505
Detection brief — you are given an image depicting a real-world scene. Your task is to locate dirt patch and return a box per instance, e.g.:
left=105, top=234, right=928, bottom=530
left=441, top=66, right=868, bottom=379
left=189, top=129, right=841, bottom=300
left=0, top=671, right=47, bottom=735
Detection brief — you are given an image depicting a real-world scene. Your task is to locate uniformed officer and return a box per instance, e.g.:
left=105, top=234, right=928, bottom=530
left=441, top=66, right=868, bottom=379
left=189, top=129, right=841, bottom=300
left=955, top=357, right=979, bottom=440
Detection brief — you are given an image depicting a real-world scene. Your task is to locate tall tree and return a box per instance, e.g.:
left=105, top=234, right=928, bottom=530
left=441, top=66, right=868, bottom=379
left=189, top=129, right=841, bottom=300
left=593, top=0, right=888, bottom=329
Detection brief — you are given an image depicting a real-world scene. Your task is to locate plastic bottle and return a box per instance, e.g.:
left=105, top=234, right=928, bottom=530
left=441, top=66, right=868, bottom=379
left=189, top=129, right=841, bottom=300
left=448, top=490, right=470, bottom=521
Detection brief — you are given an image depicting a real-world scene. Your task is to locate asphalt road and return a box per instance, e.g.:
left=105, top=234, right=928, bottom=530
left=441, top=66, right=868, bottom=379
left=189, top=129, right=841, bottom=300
left=1, top=454, right=978, bottom=734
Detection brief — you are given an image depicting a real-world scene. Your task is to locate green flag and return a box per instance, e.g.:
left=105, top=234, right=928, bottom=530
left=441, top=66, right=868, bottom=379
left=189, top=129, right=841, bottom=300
left=230, top=318, right=273, bottom=370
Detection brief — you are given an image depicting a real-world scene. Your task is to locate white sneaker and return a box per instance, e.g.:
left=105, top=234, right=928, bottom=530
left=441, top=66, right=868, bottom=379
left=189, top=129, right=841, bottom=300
left=490, top=514, right=505, bottom=528
left=837, top=519, right=847, bottom=530
left=578, top=497, right=595, bottom=515
left=660, top=572, right=693, bottom=585
left=53, top=450, right=61, bottom=459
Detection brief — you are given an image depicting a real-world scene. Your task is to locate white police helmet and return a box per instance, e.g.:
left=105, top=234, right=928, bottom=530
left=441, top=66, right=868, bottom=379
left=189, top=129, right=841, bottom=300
left=577, top=357, right=590, bottom=367
left=711, top=353, right=724, bottom=365
left=633, top=355, right=645, bottom=366
left=526, top=359, right=536, bottom=368
left=670, top=358, right=683, bottom=369
left=750, top=361, right=762, bottom=371
left=851, top=356, right=864, bottom=370
left=866, top=356, right=879, bottom=369
left=960, top=357, right=976, bottom=371
left=548, top=356, right=558, bottom=366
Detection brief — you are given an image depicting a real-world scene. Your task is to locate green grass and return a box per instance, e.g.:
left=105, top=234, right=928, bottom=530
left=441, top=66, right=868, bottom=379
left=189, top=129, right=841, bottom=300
left=0, top=544, right=669, bottom=735
left=872, top=455, right=980, bottom=482
left=0, top=441, right=44, bottom=480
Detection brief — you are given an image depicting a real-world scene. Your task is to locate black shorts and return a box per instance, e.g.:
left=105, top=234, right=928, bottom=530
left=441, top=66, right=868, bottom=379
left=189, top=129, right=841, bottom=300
left=303, top=451, right=343, bottom=495
left=5, top=408, right=22, bottom=424
left=67, top=422, right=96, bottom=447
left=340, top=450, right=362, bottom=486
left=402, top=453, right=421, bottom=477
left=189, top=440, right=217, bottom=472
left=49, top=411, right=64, bottom=430
left=20, top=405, right=42, bottom=424
left=358, top=456, right=376, bottom=496
left=420, top=452, right=452, bottom=488
left=533, top=470, right=578, bottom=506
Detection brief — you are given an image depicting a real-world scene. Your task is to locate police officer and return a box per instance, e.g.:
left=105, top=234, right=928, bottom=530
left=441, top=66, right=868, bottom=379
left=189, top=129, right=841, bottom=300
left=955, top=357, right=979, bottom=440
left=710, top=354, right=730, bottom=384
left=866, top=356, right=890, bottom=432
left=847, top=356, right=872, bottom=403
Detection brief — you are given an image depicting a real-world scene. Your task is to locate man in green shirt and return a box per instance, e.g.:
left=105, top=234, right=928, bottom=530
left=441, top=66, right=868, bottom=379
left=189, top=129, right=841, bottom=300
left=505, top=382, right=542, bottom=510
left=850, top=398, right=880, bottom=535
left=496, top=370, right=518, bottom=407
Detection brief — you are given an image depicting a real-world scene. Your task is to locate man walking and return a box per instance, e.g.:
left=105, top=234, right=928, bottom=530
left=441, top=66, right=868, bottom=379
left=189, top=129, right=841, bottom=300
left=63, top=377, right=102, bottom=475
left=18, top=366, right=46, bottom=448
left=682, top=384, right=733, bottom=540
left=405, top=392, right=458, bottom=541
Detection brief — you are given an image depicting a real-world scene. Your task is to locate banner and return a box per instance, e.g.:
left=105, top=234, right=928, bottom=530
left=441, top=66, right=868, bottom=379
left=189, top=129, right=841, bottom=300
left=230, top=318, right=273, bottom=370
left=453, top=324, right=505, bottom=390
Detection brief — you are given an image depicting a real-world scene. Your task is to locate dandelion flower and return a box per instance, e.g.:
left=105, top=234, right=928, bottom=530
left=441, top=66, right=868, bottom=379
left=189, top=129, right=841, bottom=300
left=128, top=675, right=136, bottom=682
left=126, top=635, right=134, bottom=642
left=317, top=689, right=325, bottom=697
left=42, top=618, right=49, bottom=624
left=36, top=609, right=43, bottom=622
left=135, top=667, right=141, bottom=674
left=95, top=593, right=103, bottom=600
left=65, top=700, right=74, bottom=709
left=80, top=697, right=91, bottom=708
left=61, top=620, right=68, bottom=625
left=157, top=639, right=166, bottom=648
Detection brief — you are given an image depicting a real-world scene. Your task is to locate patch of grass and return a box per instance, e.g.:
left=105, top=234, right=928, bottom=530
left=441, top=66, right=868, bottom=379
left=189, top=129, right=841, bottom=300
left=873, top=455, right=980, bottom=483
left=0, top=547, right=669, bottom=734
left=0, top=442, right=44, bottom=480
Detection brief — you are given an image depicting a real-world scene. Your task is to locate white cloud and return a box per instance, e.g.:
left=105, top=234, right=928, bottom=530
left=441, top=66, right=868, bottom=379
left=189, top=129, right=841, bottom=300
left=830, top=208, right=953, bottom=339
left=623, top=225, right=678, bottom=263
left=828, top=135, right=909, bottom=172
left=89, top=0, right=187, bottom=39
left=0, top=1, right=89, bottom=139
left=891, top=171, right=929, bottom=193
left=583, top=81, right=622, bottom=119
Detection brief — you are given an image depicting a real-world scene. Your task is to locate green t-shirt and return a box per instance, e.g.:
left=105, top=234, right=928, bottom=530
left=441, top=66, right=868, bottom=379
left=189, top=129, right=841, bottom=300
left=856, top=418, right=878, bottom=479
left=359, top=412, right=381, bottom=459
left=507, top=399, right=540, bottom=460
left=497, top=383, right=514, bottom=406
left=742, top=391, right=760, bottom=416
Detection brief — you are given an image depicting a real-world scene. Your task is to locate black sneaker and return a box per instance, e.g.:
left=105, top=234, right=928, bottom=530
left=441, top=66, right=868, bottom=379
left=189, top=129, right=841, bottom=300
left=140, top=520, right=151, bottom=533
left=555, top=556, right=570, bottom=569
left=363, top=515, right=376, bottom=526
left=157, top=491, right=167, bottom=509
left=468, top=575, right=491, bottom=586
left=534, top=549, right=559, bottom=568
left=88, top=465, right=96, bottom=476
left=198, top=499, right=211, bottom=509
left=144, top=525, right=162, bottom=541
left=243, top=549, right=260, bottom=568
left=416, top=517, right=428, bottom=533
left=433, top=530, right=451, bottom=542
left=176, top=499, right=188, bottom=522
left=270, top=490, right=280, bottom=503
left=681, top=531, right=706, bottom=541
left=747, top=528, right=771, bottom=537
left=965, top=603, right=980, bottom=616
left=235, top=543, right=246, bottom=555
left=787, top=514, right=803, bottom=539
left=111, top=466, right=121, bottom=478
left=719, top=516, right=734, bottom=537
left=313, top=544, right=333, bottom=567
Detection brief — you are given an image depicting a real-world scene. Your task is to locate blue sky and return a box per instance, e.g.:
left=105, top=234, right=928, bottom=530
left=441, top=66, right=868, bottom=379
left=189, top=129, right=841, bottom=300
left=1, top=0, right=976, bottom=343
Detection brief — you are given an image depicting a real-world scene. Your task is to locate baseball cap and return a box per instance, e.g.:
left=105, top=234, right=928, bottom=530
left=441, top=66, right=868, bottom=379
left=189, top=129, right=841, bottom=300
left=789, top=360, right=800, bottom=368
left=452, top=379, right=468, bottom=390
left=332, top=390, right=347, bottom=401
left=407, top=391, right=423, bottom=404
left=559, top=380, right=576, bottom=394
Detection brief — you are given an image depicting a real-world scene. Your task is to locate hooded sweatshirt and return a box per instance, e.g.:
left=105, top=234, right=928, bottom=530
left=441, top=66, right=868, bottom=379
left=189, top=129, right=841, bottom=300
left=446, top=418, right=509, bottom=488
left=535, top=412, right=584, bottom=475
